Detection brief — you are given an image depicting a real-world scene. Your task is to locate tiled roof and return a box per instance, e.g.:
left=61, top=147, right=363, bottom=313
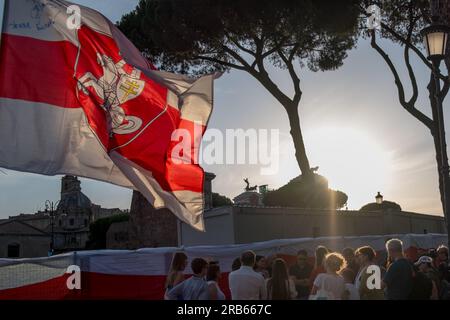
left=0, top=219, right=49, bottom=235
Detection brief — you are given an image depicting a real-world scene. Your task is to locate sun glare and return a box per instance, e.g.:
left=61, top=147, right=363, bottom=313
left=306, top=127, right=392, bottom=210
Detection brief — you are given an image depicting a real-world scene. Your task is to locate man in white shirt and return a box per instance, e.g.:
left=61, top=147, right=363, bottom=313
left=228, top=251, right=267, bottom=300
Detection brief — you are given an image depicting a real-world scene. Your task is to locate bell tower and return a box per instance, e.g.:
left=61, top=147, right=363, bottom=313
left=61, top=175, right=81, bottom=197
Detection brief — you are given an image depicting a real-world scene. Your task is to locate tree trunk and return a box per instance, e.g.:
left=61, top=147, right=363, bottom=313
left=286, top=103, right=312, bottom=179
left=431, top=134, right=450, bottom=218
left=251, top=69, right=313, bottom=179
left=429, top=74, right=450, bottom=238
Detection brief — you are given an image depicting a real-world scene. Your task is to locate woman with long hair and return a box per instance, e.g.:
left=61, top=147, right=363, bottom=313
left=164, top=252, right=188, bottom=299
left=309, top=246, right=329, bottom=284
left=254, top=255, right=270, bottom=279
left=266, top=258, right=297, bottom=300
left=207, top=263, right=226, bottom=300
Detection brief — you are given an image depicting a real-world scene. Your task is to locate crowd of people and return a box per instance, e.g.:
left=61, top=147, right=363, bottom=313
left=163, top=240, right=450, bottom=300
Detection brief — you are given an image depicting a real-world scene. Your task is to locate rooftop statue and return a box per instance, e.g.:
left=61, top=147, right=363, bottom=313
left=243, top=178, right=258, bottom=192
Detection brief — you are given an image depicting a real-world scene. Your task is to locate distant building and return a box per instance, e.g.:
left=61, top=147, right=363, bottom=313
left=179, top=206, right=447, bottom=246
left=106, top=191, right=178, bottom=250
left=1, top=175, right=127, bottom=258
left=180, top=191, right=447, bottom=246
left=106, top=174, right=447, bottom=249
left=106, top=221, right=130, bottom=249
left=0, top=220, right=50, bottom=258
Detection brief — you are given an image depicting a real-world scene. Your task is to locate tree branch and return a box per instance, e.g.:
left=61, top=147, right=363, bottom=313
left=225, top=32, right=257, bottom=57
left=250, top=51, right=293, bottom=107
left=261, top=36, right=289, bottom=59
left=357, top=3, right=448, bottom=82
left=277, top=47, right=302, bottom=105
left=288, top=43, right=300, bottom=62
left=441, top=59, right=450, bottom=100
left=221, top=45, right=254, bottom=71
left=404, top=10, right=418, bottom=106
left=370, top=30, right=434, bottom=130
left=194, top=55, right=247, bottom=71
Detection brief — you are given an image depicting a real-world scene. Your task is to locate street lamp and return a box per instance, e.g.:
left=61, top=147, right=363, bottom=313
left=375, top=192, right=383, bottom=205
left=45, top=200, right=59, bottom=256
left=421, top=24, right=450, bottom=60
left=421, top=23, right=450, bottom=246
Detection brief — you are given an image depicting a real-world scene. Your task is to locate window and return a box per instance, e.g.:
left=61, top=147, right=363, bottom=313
left=84, top=219, right=88, bottom=227
left=7, top=243, right=20, bottom=258
left=58, top=219, right=62, bottom=227
left=69, top=218, right=74, bottom=226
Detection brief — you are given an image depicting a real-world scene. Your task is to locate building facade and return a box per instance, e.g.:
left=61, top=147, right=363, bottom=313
left=179, top=205, right=447, bottom=246
left=106, top=191, right=178, bottom=249
left=1, top=176, right=127, bottom=258
left=0, top=220, right=51, bottom=258
left=105, top=173, right=448, bottom=248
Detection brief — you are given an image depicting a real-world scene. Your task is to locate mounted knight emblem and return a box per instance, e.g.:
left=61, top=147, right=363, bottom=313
left=77, top=52, right=144, bottom=135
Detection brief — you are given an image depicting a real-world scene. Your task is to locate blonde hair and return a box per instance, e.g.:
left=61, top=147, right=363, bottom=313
left=324, top=252, right=347, bottom=273
left=386, top=238, right=403, bottom=253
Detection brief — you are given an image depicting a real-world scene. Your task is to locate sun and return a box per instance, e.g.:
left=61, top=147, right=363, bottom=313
left=306, top=126, right=393, bottom=210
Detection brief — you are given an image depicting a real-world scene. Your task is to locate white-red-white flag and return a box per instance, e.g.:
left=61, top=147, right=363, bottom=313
left=0, top=0, right=216, bottom=231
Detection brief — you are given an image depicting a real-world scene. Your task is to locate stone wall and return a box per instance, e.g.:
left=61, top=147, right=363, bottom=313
left=126, top=191, right=178, bottom=249
left=180, top=206, right=447, bottom=246
left=0, top=235, right=50, bottom=258
left=106, top=221, right=130, bottom=249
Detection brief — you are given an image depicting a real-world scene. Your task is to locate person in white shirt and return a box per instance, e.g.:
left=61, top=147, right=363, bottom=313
left=310, top=252, right=346, bottom=300
left=228, top=251, right=267, bottom=300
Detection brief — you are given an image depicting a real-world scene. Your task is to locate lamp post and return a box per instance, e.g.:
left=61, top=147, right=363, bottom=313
left=375, top=192, right=383, bottom=205
left=45, top=200, right=59, bottom=256
left=421, top=23, right=450, bottom=245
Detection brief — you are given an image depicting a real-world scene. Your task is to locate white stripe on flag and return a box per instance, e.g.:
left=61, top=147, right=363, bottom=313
left=0, top=98, right=134, bottom=189
left=3, top=0, right=112, bottom=44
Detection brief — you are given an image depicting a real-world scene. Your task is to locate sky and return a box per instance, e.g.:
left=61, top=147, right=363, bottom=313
left=0, top=0, right=446, bottom=218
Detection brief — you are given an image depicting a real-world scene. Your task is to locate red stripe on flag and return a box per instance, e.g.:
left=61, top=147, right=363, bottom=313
left=0, top=34, right=80, bottom=109
left=0, top=274, right=73, bottom=300
left=0, top=27, right=206, bottom=195
left=0, top=272, right=231, bottom=300
left=165, top=119, right=206, bottom=193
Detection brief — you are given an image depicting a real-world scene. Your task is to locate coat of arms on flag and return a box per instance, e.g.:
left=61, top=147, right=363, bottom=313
left=0, top=0, right=217, bottom=231
left=77, top=52, right=145, bottom=136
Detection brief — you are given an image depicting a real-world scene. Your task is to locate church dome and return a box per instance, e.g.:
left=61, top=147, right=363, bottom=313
left=57, top=175, right=92, bottom=211
left=58, top=191, right=92, bottom=210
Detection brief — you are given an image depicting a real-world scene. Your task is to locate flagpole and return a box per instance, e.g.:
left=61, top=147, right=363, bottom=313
left=0, top=0, right=5, bottom=50
left=0, top=0, right=5, bottom=177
